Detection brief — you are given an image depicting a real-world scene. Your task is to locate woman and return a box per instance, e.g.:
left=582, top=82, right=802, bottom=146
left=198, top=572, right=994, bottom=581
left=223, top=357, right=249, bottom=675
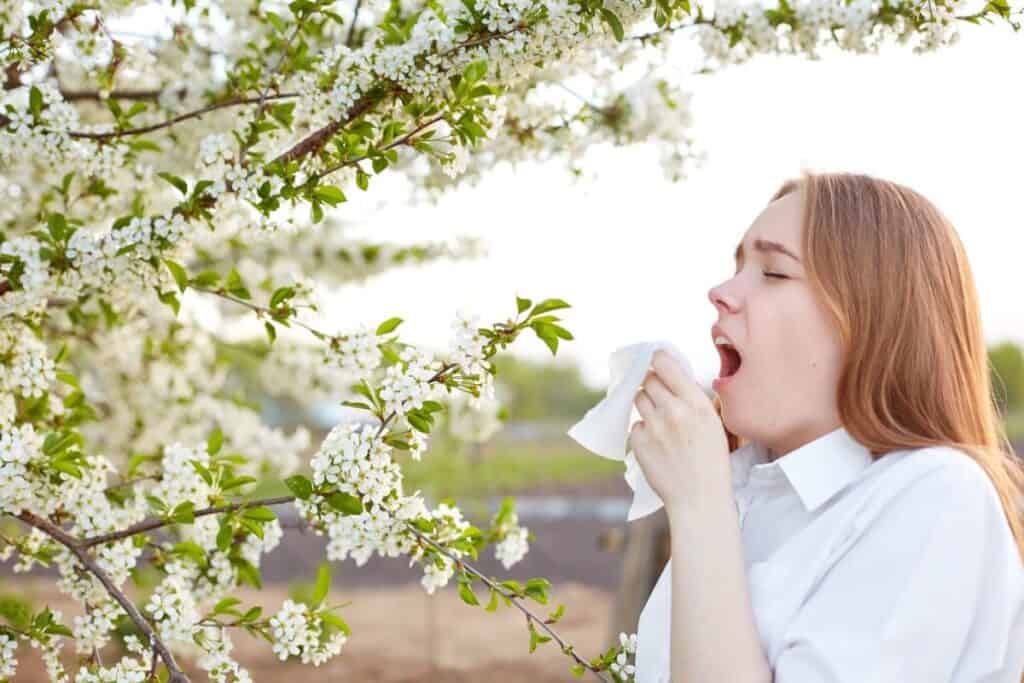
left=628, top=171, right=1024, bottom=682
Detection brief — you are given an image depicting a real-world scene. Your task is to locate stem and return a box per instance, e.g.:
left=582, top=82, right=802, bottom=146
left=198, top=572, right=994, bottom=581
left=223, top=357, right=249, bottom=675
left=347, top=0, right=363, bottom=46
left=191, top=285, right=336, bottom=341
left=15, top=511, right=190, bottom=683
left=404, top=524, right=610, bottom=682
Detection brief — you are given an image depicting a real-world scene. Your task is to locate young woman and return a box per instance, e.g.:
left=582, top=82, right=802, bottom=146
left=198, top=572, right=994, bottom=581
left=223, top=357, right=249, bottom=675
left=627, top=171, right=1024, bottom=682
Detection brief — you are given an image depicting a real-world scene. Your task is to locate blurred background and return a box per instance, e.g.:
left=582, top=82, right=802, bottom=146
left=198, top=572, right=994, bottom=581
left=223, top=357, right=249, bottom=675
left=5, top=17, right=1024, bottom=683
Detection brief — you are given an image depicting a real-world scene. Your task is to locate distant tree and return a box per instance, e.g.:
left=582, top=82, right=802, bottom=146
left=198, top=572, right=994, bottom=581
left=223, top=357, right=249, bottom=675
left=990, top=341, right=1024, bottom=415
left=492, top=354, right=605, bottom=422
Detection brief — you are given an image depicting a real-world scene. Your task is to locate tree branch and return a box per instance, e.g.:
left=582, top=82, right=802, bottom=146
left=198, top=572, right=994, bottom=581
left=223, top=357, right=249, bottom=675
left=16, top=510, right=190, bottom=683
left=81, top=495, right=296, bottom=547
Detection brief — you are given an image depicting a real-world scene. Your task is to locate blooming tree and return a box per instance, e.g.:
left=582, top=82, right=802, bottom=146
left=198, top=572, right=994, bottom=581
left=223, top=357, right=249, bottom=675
left=0, top=0, right=1019, bottom=680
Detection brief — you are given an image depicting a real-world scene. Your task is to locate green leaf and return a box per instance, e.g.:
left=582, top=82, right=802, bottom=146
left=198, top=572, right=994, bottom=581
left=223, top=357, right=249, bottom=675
left=463, top=59, right=488, bottom=83
left=163, top=259, right=189, bottom=293
left=458, top=580, right=479, bottom=606
left=516, top=296, right=532, bottom=314
left=242, top=506, right=276, bottom=522
left=269, top=286, right=295, bottom=308
left=284, top=474, right=314, bottom=500
left=570, top=663, right=586, bottom=677
left=326, top=491, right=363, bottom=515
left=270, top=102, right=296, bottom=130
left=234, top=557, right=262, bottom=589
left=216, top=522, right=233, bottom=551
left=375, top=316, right=403, bottom=335
left=264, top=321, right=277, bottom=344
left=524, top=578, right=550, bottom=604
left=190, top=270, right=221, bottom=288
left=206, top=428, right=224, bottom=456
left=485, top=587, right=499, bottom=612
left=313, top=185, right=347, bottom=206
left=213, top=597, right=242, bottom=616
left=171, top=501, right=195, bottom=524
left=528, top=298, right=571, bottom=318
left=157, top=290, right=180, bottom=316
left=319, top=611, right=351, bottom=636
left=600, top=7, right=625, bottom=41
left=313, top=562, right=331, bottom=607
left=157, top=172, right=188, bottom=196
left=29, top=86, right=42, bottom=119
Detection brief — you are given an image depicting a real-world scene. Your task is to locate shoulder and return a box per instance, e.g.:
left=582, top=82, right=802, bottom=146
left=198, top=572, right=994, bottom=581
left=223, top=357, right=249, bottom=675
left=866, top=445, right=1009, bottom=533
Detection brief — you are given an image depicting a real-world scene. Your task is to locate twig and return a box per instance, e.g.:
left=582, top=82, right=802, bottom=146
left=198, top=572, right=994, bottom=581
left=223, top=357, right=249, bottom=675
left=404, top=523, right=610, bottom=681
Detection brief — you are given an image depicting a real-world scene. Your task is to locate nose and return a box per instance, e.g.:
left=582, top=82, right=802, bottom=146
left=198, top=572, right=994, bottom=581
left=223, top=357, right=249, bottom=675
left=708, top=281, right=737, bottom=314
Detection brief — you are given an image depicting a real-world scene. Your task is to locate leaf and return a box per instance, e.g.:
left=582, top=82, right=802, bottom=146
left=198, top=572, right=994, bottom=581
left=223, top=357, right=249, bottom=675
left=213, top=597, right=242, bottom=616
left=190, top=270, right=221, bottom=288
left=157, top=172, right=188, bottom=196
left=313, top=562, right=331, bottom=607
left=375, top=316, right=403, bottom=335
left=458, top=580, right=479, bottom=606
left=516, top=296, right=532, bottom=314
left=157, top=290, right=180, bottom=316
left=485, top=587, right=499, bottom=612
left=264, top=321, right=276, bottom=344
left=216, top=522, right=233, bottom=551
left=234, top=557, right=262, bottom=589
left=242, top=506, right=277, bottom=522
left=269, top=286, right=295, bottom=308
left=29, top=86, right=42, bottom=119
left=326, top=491, right=363, bottom=515
left=319, top=611, right=351, bottom=636
left=284, top=474, right=314, bottom=500
left=524, top=577, right=550, bottom=605
left=164, top=259, right=189, bottom=292
left=313, top=185, right=347, bottom=206
left=171, top=501, right=195, bottom=524
left=463, top=59, right=488, bottom=83
left=206, top=428, right=224, bottom=456
left=600, top=7, right=625, bottom=41
left=528, top=298, right=571, bottom=318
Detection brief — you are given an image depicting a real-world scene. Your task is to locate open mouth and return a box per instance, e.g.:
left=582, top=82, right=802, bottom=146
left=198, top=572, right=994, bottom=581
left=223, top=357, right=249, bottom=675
left=717, top=344, right=743, bottom=378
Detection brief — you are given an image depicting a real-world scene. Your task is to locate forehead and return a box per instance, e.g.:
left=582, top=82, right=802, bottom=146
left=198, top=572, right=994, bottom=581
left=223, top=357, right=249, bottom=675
left=735, top=192, right=803, bottom=258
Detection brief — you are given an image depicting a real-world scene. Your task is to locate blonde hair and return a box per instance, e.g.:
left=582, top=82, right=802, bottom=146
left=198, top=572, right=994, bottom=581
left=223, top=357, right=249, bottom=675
left=712, top=170, right=1024, bottom=570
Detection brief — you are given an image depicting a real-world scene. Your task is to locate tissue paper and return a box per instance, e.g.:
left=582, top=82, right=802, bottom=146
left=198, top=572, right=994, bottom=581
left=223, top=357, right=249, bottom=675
left=566, top=340, right=696, bottom=521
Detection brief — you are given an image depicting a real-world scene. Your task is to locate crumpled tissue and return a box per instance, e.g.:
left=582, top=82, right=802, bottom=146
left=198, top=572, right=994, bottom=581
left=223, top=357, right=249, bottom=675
left=566, top=340, right=696, bottom=522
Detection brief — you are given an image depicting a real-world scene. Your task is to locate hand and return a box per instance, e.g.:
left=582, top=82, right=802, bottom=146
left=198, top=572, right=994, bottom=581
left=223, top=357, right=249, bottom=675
left=628, top=349, right=732, bottom=513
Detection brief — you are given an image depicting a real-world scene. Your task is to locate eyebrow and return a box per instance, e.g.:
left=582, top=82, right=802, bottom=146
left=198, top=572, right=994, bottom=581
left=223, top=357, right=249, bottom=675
left=733, top=238, right=802, bottom=265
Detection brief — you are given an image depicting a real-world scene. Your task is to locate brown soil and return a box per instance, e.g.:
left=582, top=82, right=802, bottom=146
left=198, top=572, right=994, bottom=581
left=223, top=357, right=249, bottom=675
left=8, top=578, right=614, bottom=682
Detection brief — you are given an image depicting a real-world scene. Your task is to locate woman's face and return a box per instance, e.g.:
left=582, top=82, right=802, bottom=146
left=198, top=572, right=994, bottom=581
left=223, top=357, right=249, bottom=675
left=706, top=190, right=844, bottom=459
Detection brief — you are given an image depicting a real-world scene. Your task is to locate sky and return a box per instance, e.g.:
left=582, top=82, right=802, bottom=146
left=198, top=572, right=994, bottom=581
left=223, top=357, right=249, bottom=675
left=318, top=22, right=1024, bottom=392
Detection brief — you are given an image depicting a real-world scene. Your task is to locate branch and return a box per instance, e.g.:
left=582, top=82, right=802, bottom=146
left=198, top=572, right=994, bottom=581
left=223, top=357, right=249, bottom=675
left=82, top=495, right=296, bottom=547
left=314, top=113, right=446, bottom=181
left=15, top=511, right=190, bottom=683
left=405, top=523, right=610, bottom=682
left=63, top=93, right=299, bottom=141
left=346, top=0, right=364, bottom=47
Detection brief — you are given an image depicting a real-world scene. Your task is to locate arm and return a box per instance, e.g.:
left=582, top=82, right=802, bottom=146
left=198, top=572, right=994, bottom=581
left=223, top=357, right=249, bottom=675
left=667, top=496, right=773, bottom=683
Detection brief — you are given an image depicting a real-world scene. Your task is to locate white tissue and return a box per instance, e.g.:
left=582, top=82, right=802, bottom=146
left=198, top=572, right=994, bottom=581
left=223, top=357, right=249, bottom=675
left=566, top=340, right=697, bottom=521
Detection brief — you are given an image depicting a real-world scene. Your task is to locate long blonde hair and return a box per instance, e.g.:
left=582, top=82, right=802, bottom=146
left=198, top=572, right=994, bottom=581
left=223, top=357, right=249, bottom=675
left=712, top=170, right=1024, bottom=569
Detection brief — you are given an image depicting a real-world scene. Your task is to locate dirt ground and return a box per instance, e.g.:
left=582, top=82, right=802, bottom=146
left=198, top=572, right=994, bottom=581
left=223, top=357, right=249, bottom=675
left=9, top=578, right=615, bottom=682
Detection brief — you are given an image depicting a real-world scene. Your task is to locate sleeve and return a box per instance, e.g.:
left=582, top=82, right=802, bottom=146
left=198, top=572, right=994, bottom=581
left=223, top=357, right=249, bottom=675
left=772, top=459, right=1024, bottom=683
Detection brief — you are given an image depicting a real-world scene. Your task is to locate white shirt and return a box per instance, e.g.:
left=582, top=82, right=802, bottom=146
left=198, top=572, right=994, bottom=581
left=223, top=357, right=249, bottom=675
left=634, top=426, right=1024, bottom=682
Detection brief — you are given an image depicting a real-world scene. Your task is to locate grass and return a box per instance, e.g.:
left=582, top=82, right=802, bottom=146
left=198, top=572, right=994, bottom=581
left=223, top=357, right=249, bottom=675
left=249, top=439, right=625, bottom=506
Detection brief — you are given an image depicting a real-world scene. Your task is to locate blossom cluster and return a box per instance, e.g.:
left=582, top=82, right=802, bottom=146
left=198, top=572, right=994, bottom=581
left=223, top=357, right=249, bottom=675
left=612, top=631, right=639, bottom=680
left=268, top=599, right=348, bottom=665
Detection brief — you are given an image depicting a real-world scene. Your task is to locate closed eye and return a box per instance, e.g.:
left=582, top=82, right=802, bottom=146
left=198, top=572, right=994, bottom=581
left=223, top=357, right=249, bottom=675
left=763, top=271, right=788, bottom=279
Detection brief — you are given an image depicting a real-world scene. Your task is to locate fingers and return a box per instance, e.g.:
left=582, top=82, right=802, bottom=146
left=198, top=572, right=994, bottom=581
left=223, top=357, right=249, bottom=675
left=651, top=350, right=703, bottom=406
left=637, top=370, right=673, bottom=410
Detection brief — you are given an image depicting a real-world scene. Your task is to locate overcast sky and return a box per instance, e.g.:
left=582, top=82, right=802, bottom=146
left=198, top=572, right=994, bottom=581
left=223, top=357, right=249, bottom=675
left=320, top=22, right=1024, bottom=391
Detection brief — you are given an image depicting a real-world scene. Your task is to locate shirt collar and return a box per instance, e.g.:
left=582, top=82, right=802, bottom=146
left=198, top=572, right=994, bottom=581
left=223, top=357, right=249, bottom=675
left=731, top=426, right=875, bottom=512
